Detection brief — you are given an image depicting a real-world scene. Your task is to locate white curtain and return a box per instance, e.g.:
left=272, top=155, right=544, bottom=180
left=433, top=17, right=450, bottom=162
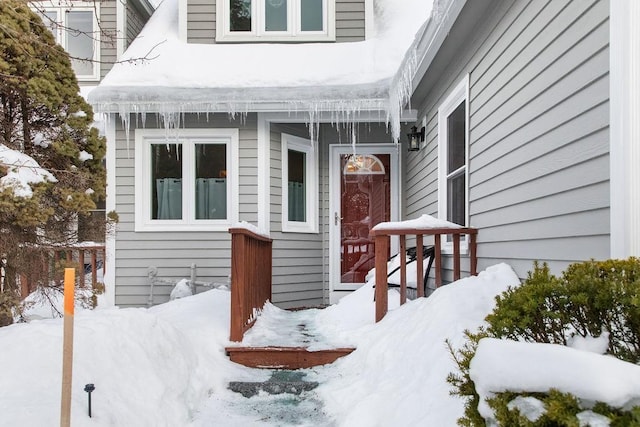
left=156, top=178, right=182, bottom=219
left=288, top=181, right=305, bottom=221
left=196, top=178, right=227, bottom=219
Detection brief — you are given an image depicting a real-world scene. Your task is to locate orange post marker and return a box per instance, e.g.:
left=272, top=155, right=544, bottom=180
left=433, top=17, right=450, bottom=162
left=64, top=268, right=74, bottom=315
left=61, top=268, right=75, bottom=427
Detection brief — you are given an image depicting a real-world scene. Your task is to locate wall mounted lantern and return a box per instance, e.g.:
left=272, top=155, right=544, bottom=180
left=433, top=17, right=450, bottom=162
left=407, top=125, right=425, bottom=151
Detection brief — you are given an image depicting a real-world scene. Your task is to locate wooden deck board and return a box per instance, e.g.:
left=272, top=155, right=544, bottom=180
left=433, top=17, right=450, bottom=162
left=226, top=346, right=355, bottom=369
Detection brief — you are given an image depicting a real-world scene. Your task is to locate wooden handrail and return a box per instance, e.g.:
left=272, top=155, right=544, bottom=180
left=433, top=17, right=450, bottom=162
left=370, top=227, right=478, bottom=322
left=229, top=227, right=273, bottom=342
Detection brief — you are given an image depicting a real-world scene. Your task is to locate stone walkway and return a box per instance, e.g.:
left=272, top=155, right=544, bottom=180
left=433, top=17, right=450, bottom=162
left=226, top=370, right=335, bottom=426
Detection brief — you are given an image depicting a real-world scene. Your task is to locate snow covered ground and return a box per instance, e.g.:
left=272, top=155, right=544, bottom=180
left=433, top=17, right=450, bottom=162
left=1, top=263, right=639, bottom=426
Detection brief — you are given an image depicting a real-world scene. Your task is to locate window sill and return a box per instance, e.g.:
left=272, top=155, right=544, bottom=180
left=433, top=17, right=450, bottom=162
left=134, top=221, right=234, bottom=233
left=215, top=34, right=335, bottom=43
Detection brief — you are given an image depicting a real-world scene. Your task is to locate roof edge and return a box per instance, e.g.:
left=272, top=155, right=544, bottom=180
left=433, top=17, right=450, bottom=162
left=88, top=81, right=393, bottom=114
left=130, top=0, right=155, bottom=18
left=411, top=0, right=467, bottom=91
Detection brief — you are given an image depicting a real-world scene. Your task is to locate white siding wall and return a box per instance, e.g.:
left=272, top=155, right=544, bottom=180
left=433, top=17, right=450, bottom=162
left=408, top=0, right=610, bottom=281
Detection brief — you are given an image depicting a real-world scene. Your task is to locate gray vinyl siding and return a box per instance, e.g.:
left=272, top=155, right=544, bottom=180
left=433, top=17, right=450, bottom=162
left=186, top=0, right=365, bottom=43
left=336, top=0, right=365, bottom=42
left=113, top=114, right=258, bottom=307
left=269, top=124, right=324, bottom=308
left=187, top=0, right=216, bottom=44
left=99, top=1, right=117, bottom=81
left=407, top=0, right=610, bottom=282
left=65, top=1, right=149, bottom=85
left=125, top=1, right=150, bottom=47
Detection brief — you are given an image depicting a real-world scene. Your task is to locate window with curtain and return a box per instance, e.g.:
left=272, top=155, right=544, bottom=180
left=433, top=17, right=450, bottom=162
left=287, top=149, right=306, bottom=222
left=136, top=129, right=239, bottom=232
left=152, top=143, right=183, bottom=220
left=282, top=133, right=317, bottom=233
left=195, top=144, right=227, bottom=220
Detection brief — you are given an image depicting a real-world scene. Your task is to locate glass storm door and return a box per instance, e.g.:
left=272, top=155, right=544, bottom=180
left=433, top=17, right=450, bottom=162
left=330, top=145, right=399, bottom=293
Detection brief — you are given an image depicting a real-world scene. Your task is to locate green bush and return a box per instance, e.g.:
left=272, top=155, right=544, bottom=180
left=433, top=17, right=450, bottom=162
left=487, top=259, right=640, bottom=363
left=449, top=258, right=640, bottom=426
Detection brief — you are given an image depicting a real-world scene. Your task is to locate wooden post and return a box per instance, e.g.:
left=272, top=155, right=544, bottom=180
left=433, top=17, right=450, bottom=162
left=416, top=234, right=424, bottom=298
left=469, top=231, right=478, bottom=275
left=453, top=234, right=461, bottom=281
left=434, top=234, right=442, bottom=287
left=91, top=250, right=97, bottom=287
left=78, top=250, right=85, bottom=288
left=60, top=268, right=75, bottom=427
left=229, top=232, right=245, bottom=342
left=374, top=234, right=389, bottom=322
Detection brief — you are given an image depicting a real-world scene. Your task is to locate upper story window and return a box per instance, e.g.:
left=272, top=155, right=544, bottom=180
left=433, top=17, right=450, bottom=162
left=217, top=0, right=336, bottom=42
left=34, top=2, right=100, bottom=81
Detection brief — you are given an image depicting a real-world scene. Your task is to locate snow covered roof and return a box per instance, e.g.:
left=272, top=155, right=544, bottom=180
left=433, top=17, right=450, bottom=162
left=88, top=0, right=446, bottom=140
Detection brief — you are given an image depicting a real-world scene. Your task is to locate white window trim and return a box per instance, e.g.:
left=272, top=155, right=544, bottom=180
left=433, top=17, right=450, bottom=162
left=281, top=133, right=318, bottom=233
left=33, top=1, right=101, bottom=82
left=438, top=75, right=470, bottom=253
left=216, top=0, right=335, bottom=42
left=135, top=128, right=239, bottom=232
left=610, top=0, right=640, bottom=258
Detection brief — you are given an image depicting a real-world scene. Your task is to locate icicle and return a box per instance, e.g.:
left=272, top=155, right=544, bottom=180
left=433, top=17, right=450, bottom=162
left=118, top=106, right=131, bottom=159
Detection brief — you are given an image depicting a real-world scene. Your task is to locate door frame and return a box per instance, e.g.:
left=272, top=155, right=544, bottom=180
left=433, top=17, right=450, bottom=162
left=328, top=144, right=401, bottom=300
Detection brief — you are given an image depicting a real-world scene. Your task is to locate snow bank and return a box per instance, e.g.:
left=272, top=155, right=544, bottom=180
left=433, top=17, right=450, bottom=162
left=3, top=262, right=635, bottom=426
left=316, top=263, right=521, bottom=426
left=470, top=338, right=640, bottom=419
left=0, top=289, right=254, bottom=427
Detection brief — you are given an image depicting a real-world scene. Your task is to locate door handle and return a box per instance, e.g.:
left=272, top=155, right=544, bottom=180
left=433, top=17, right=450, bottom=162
left=334, top=212, right=343, bottom=225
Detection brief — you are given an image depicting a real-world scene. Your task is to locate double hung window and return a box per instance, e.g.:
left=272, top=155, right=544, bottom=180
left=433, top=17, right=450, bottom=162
left=135, top=129, right=239, bottom=231
left=218, top=0, right=335, bottom=42
left=34, top=2, right=100, bottom=81
left=438, top=76, right=469, bottom=247
left=281, top=134, right=317, bottom=233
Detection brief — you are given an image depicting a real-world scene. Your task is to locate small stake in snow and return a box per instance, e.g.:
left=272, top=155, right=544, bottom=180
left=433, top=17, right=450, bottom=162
left=84, top=384, right=95, bottom=417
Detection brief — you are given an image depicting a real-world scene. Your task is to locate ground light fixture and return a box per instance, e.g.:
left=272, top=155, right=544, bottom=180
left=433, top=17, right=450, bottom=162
left=407, top=125, right=425, bottom=151
left=84, top=383, right=95, bottom=417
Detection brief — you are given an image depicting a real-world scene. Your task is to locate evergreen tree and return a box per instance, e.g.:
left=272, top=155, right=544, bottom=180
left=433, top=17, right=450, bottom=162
left=0, top=0, right=106, bottom=325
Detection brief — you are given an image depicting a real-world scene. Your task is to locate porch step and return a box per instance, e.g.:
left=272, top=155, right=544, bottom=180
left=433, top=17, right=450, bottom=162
left=226, top=346, right=355, bottom=369
left=228, top=370, right=318, bottom=398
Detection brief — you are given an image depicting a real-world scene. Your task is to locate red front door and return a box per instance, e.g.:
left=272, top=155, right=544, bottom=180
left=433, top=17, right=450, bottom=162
left=339, top=154, right=391, bottom=284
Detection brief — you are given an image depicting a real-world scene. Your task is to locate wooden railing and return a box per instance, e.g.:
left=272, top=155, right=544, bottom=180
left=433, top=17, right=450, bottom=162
left=229, top=227, right=273, bottom=342
left=16, top=245, right=106, bottom=298
left=370, top=227, right=478, bottom=322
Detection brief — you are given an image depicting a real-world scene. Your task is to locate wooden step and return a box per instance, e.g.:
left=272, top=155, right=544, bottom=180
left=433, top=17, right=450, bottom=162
left=226, top=346, right=355, bottom=369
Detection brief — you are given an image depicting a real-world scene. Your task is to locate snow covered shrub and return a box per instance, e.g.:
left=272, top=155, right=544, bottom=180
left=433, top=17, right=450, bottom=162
left=449, top=259, right=640, bottom=426
left=488, top=390, right=640, bottom=427
left=488, top=259, right=640, bottom=363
